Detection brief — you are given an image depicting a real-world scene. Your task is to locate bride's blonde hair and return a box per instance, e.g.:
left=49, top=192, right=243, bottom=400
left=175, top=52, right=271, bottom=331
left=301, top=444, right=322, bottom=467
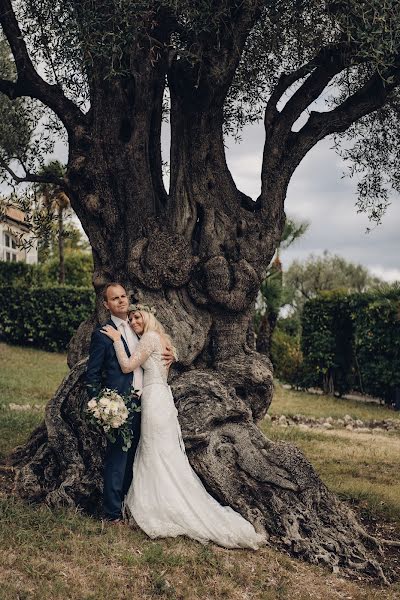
left=129, top=308, right=178, bottom=359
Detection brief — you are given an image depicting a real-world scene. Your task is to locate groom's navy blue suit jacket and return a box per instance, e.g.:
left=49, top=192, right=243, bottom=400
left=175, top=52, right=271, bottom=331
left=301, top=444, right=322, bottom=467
left=86, top=319, right=133, bottom=399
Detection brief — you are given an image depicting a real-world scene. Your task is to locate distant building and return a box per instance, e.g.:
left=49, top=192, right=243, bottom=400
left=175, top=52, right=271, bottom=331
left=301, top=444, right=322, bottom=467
left=0, top=206, right=38, bottom=264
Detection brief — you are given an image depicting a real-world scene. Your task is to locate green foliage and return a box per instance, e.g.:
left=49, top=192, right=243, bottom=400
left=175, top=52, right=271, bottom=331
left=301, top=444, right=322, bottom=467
left=255, top=217, right=308, bottom=354
left=301, top=292, right=354, bottom=396
left=0, top=250, right=93, bottom=287
left=0, top=37, right=57, bottom=191
left=284, top=251, right=381, bottom=316
left=42, top=251, right=93, bottom=287
left=0, top=286, right=94, bottom=352
left=0, top=261, right=41, bottom=287
left=271, top=330, right=304, bottom=388
left=0, top=39, right=34, bottom=164
left=301, top=287, right=400, bottom=403
left=350, top=288, right=400, bottom=403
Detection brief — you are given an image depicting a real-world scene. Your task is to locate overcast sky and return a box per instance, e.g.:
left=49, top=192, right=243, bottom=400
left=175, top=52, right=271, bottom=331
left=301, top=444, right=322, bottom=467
left=225, top=124, right=400, bottom=282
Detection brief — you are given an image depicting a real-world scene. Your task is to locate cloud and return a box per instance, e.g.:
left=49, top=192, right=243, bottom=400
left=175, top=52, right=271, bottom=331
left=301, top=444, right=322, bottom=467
left=369, top=266, right=400, bottom=283
left=225, top=123, right=400, bottom=275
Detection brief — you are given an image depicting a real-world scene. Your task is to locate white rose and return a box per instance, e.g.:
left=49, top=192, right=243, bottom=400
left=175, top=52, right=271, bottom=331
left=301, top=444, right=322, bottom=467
left=87, top=399, right=97, bottom=409
left=109, top=401, right=119, bottom=414
left=99, top=398, right=109, bottom=407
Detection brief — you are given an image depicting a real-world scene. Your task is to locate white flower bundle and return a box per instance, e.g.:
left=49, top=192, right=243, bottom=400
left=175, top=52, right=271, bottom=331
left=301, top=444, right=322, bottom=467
left=87, top=389, right=129, bottom=432
left=86, top=388, right=140, bottom=450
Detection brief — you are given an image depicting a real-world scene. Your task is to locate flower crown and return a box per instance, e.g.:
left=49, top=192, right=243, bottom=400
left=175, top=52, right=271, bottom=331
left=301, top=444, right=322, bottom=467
left=128, top=303, right=157, bottom=316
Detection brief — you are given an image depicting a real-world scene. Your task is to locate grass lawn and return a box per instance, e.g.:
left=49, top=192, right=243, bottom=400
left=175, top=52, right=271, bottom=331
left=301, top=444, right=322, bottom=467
left=262, top=383, right=400, bottom=525
left=0, top=343, right=68, bottom=459
left=270, top=383, right=400, bottom=422
left=0, top=343, right=399, bottom=599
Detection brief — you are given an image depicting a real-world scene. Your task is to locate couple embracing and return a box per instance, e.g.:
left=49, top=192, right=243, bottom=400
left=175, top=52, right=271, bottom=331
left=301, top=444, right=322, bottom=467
left=86, top=282, right=265, bottom=549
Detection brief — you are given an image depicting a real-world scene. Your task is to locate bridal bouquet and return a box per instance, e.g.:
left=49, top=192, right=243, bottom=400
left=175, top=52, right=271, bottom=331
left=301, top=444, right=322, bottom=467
left=86, top=389, right=141, bottom=451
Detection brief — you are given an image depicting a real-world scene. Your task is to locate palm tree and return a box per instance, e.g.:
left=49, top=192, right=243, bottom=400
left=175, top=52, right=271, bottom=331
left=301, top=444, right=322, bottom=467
left=255, top=217, right=309, bottom=355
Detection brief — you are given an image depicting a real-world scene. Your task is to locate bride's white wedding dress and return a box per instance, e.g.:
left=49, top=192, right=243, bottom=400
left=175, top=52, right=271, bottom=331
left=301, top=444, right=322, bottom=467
left=113, top=330, right=265, bottom=549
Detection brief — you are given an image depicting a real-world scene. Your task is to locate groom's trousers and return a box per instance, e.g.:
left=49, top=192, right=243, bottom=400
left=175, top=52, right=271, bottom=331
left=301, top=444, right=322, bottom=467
left=103, top=407, right=141, bottom=519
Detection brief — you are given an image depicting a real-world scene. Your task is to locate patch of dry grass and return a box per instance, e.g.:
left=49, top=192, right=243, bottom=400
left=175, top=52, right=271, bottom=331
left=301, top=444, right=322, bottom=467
left=0, top=342, right=68, bottom=407
left=1, top=345, right=400, bottom=598
left=261, top=423, right=400, bottom=524
left=262, top=383, right=400, bottom=526
left=271, top=383, right=400, bottom=422
left=0, top=343, right=68, bottom=459
left=0, top=497, right=399, bottom=600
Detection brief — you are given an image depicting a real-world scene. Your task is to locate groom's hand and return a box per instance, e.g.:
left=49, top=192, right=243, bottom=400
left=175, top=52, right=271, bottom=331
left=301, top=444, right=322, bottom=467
left=162, top=346, right=175, bottom=369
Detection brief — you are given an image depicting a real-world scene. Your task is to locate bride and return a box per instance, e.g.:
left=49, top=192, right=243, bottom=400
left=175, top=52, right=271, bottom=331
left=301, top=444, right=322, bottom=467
left=101, top=304, right=265, bottom=549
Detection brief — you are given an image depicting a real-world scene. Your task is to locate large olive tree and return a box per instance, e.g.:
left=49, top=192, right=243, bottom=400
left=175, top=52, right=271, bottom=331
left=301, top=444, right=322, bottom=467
left=1, top=0, right=399, bottom=580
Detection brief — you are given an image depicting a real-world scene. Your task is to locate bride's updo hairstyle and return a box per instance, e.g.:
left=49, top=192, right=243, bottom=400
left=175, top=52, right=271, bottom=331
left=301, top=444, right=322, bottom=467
left=129, top=304, right=178, bottom=359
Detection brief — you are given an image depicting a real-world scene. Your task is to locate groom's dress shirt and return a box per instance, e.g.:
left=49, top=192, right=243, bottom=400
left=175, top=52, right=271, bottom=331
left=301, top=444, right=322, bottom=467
left=111, top=315, right=143, bottom=394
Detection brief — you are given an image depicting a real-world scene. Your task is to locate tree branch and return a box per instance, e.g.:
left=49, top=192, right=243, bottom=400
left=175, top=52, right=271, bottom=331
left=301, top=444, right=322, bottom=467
left=0, top=0, right=86, bottom=133
left=264, top=45, right=353, bottom=140
left=0, top=76, right=15, bottom=97
left=288, top=67, right=400, bottom=170
left=169, top=1, right=265, bottom=107
left=0, top=156, right=65, bottom=187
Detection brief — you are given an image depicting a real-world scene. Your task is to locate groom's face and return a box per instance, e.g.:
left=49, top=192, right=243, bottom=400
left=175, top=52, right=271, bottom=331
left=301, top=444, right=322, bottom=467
left=103, top=285, right=129, bottom=319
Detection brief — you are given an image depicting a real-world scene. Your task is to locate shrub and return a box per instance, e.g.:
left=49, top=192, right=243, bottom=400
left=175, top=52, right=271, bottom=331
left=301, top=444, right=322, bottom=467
left=271, top=330, right=305, bottom=388
left=42, top=251, right=93, bottom=287
left=0, top=262, right=43, bottom=287
left=301, top=287, right=400, bottom=403
left=0, top=286, right=95, bottom=352
left=350, top=291, right=400, bottom=404
left=0, top=250, right=93, bottom=287
left=301, top=291, right=354, bottom=396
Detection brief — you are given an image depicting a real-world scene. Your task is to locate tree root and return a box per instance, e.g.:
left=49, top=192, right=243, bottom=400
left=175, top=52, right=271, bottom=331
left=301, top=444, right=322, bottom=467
left=6, top=359, right=389, bottom=582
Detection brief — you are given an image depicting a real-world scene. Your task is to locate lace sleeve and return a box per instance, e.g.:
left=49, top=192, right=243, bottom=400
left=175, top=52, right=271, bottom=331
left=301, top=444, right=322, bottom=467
left=113, top=331, right=158, bottom=373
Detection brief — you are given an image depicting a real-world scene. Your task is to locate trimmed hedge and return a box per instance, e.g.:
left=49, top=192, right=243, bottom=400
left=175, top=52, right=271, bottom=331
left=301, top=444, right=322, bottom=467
left=301, top=287, right=400, bottom=404
left=351, top=293, right=400, bottom=403
left=0, top=286, right=95, bottom=352
left=0, top=262, right=42, bottom=287
left=0, top=252, right=93, bottom=287
left=301, top=292, right=354, bottom=396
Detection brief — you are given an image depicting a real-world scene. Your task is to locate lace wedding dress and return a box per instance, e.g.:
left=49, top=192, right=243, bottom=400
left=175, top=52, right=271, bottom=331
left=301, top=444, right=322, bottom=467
left=113, top=330, right=265, bottom=549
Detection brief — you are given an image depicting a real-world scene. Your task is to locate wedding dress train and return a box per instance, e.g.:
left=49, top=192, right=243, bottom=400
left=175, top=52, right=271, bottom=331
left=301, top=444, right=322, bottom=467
left=113, top=331, right=265, bottom=549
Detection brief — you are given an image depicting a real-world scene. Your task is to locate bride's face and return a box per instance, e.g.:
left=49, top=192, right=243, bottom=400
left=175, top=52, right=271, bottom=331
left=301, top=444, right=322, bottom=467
left=129, top=311, right=145, bottom=335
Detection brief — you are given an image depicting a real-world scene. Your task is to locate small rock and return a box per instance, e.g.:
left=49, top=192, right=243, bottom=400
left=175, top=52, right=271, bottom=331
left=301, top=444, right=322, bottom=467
left=355, top=419, right=364, bottom=427
left=278, top=415, right=288, bottom=427
left=264, top=414, right=272, bottom=422
left=345, top=424, right=353, bottom=430
left=336, top=419, right=344, bottom=426
left=325, top=416, right=334, bottom=424
left=344, top=414, right=353, bottom=423
left=9, top=403, right=31, bottom=411
left=298, top=424, right=310, bottom=431
left=322, top=422, right=333, bottom=429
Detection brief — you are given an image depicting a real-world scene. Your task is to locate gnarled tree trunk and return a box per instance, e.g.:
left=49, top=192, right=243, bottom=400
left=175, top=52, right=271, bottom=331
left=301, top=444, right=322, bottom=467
left=1, top=0, right=395, bottom=583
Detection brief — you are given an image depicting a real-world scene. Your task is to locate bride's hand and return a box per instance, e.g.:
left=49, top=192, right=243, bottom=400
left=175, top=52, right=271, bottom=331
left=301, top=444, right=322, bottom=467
left=100, top=325, right=122, bottom=342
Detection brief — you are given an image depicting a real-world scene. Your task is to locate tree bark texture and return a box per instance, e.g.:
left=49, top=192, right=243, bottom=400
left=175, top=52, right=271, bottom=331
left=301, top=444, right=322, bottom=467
left=2, top=0, right=397, bottom=581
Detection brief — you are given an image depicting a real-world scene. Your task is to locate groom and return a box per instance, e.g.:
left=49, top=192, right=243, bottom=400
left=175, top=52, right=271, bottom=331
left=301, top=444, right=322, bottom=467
left=86, top=282, right=173, bottom=522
